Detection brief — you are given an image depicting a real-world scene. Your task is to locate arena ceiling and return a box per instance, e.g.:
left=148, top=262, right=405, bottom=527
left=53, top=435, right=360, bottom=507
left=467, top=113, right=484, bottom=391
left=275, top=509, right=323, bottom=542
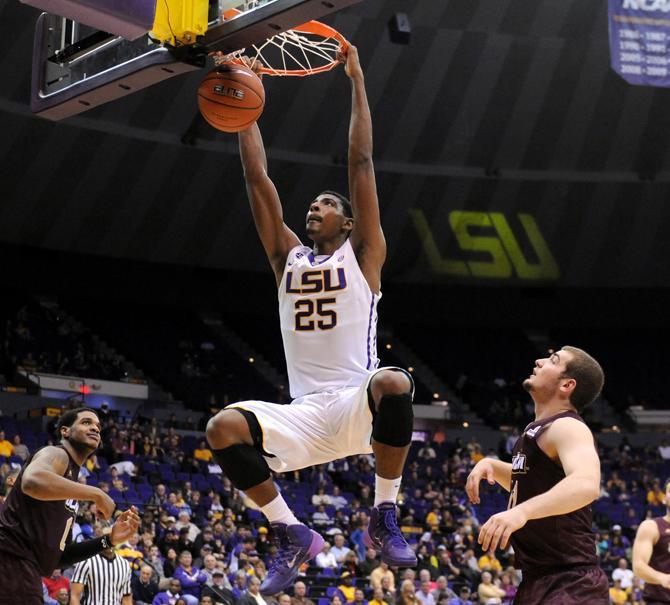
left=2, top=0, right=670, bottom=287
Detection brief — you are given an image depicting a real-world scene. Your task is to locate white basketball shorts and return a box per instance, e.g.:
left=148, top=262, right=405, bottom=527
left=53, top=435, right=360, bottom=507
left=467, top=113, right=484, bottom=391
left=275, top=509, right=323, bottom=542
left=226, top=367, right=400, bottom=472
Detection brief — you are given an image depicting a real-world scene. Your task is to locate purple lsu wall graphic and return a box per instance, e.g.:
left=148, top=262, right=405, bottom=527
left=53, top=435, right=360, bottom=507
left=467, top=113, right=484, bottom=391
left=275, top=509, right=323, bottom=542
left=609, top=0, right=670, bottom=86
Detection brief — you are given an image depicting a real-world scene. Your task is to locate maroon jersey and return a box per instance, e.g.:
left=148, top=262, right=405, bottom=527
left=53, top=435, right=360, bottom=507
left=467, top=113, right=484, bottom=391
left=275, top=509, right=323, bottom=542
left=508, top=410, right=599, bottom=572
left=643, top=517, right=670, bottom=603
left=0, top=445, right=80, bottom=575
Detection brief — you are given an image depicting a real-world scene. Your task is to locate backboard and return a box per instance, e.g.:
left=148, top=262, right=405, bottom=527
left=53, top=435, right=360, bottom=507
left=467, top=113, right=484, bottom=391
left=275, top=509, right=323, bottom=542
left=30, top=0, right=361, bottom=121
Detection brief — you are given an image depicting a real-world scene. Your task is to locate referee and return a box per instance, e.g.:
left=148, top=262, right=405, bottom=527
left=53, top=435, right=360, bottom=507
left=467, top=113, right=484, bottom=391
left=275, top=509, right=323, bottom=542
left=70, top=540, right=132, bottom=605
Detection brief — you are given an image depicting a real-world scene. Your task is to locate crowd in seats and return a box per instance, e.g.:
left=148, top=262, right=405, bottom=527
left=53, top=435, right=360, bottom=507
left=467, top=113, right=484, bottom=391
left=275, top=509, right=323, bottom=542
left=0, top=409, right=669, bottom=605
left=3, top=301, right=138, bottom=383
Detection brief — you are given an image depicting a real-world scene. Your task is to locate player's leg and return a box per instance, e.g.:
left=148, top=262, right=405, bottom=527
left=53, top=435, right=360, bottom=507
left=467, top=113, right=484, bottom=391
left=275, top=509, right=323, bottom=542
left=206, top=405, right=324, bottom=595
left=366, top=369, right=417, bottom=566
left=206, top=409, right=278, bottom=506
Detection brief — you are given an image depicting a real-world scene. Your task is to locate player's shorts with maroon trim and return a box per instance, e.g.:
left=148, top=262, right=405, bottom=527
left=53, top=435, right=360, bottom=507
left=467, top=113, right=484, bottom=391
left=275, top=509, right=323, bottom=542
left=514, top=564, right=609, bottom=604
left=0, top=549, right=43, bottom=605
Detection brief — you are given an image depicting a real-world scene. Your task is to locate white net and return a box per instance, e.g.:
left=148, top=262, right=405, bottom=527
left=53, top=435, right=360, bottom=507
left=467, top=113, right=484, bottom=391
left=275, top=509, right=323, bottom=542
left=213, top=3, right=347, bottom=76
left=235, top=26, right=344, bottom=76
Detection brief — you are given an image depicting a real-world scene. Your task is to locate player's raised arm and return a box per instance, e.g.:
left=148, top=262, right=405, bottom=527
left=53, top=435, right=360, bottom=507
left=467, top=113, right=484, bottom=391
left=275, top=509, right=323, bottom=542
left=340, top=46, right=386, bottom=293
left=239, top=121, right=301, bottom=284
left=21, top=446, right=114, bottom=518
left=633, top=519, right=670, bottom=587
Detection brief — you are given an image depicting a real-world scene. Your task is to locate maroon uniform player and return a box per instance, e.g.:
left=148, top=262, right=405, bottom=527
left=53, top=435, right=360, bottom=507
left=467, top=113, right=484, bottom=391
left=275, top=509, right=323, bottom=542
left=466, top=346, right=608, bottom=604
left=633, top=479, right=670, bottom=605
left=0, top=407, right=139, bottom=605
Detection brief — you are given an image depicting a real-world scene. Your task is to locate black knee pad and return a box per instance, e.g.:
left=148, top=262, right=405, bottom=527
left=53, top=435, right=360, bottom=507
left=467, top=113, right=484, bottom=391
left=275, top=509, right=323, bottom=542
left=372, top=392, right=414, bottom=447
left=212, top=444, right=271, bottom=490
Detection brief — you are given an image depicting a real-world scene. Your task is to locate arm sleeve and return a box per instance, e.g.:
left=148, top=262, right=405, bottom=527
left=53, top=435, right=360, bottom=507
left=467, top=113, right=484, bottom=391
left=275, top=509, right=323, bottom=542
left=123, top=566, right=132, bottom=595
left=59, top=537, right=107, bottom=568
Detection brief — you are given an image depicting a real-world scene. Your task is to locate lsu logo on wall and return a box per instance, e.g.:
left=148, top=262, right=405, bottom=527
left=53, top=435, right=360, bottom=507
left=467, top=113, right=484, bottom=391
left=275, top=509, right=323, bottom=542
left=410, top=209, right=560, bottom=281
left=511, top=453, right=529, bottom=474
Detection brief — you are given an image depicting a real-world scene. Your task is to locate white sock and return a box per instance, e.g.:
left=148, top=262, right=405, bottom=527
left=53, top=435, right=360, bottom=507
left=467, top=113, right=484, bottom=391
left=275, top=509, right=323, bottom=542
left=374, top=474, right=402, bottom=507
left=261, top=494, right=300, bottom=526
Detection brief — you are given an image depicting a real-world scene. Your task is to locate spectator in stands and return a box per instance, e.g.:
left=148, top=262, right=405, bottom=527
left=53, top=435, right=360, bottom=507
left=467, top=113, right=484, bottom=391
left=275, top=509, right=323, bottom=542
left=43, top=569, right=70, bottom=599
left=379, top=576, right=395, bottom=605
left=608, top=578, right=627, bottom=605
left=312, top=504, right=332, bottom=528
left=477, top=550, right=502, bottom=575
left=239, top=576, right=267, bottom=605
left=42, top=582, right=58, bottom=605
left=397, top=580, right=420, bottom=605
left=447, top=586, right=473, bottom=605
left=329, top=596, right=344, bottom=605
left=476, top=572, right=504, bottom=605
left=659, top=439, right=670, bottom=460
left=164, top=548, right=179, bottom=579
left=194, top=441, right=213, bottom=464
left=369, top=562, right=394, bottom=590
left=430, top=577, right=455, bottom=603
left=418, top=444, right=436, bottom=460
left=416, top=579, right=435, bottom=605
left=611, top=523, right=631, bottom=549
left=368, top=587, right=388, bottom=605
left=291, top=582, right=314, bottom=605
left=153, top=579, right=185, bottom=605
left=337, top=572, right=356, bottom=603
left=231, top=571, right=248, bottom=600
left=315, top=542, right=339, bottom=569
left=352, top=589, right=367, bottom=605
left=177, top=512, right=201, bottom=542
left=54, top=588, right=70, bottom=605
left=0, top=430, right=12, bottom=457
left=330, top=486, right=348, bottom=510
left=358, top=547, right=380, bottom=577
left=11, top=434, right=29, bottom=461
left=132, top=565, right=160, bottom=605
left=312, top=485, right=332, bottom=506
left=647, top=479, right=665, bottom=506
left=146, top=545, right=166, bottom=579
left=499, top=572, right=516, bottom=604
left=202, top=570, right=237, bottom=605
left=175, top=550, right=207, bottom=602
left=331, top=534, right=352, bottom=564
left=611, top=557, right=634, bottom=592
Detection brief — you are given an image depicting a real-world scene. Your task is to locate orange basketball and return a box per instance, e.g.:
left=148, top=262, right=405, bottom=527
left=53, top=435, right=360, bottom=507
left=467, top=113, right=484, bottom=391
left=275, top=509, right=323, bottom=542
left=197, top=62, right=265, bottom=133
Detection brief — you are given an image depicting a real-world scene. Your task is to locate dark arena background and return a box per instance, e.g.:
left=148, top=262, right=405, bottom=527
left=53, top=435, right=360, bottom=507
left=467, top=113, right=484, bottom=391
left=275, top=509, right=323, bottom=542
left=1, top=0, right=670, bottom=603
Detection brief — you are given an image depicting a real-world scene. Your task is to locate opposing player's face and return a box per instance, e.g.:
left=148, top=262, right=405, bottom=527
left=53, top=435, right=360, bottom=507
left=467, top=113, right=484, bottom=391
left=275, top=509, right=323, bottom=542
left=306, top=195, right=351, bottom=241
left=63, top=411, right=101, bottom=450
left=523, top=349, right=574, bottom=400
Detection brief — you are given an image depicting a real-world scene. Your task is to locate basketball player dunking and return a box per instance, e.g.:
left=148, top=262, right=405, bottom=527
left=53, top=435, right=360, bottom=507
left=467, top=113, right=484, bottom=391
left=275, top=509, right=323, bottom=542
left=466, top=347, right=609, bottom=604
left=633, top=478, right=670, bottom=605
left=0, top=407, right=140, bottom=605
left=206, top=46, right=417, bottom=595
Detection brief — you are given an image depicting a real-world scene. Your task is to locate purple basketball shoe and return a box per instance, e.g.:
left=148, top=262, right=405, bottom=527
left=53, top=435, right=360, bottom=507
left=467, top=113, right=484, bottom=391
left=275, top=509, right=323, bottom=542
left=364, top=502, right=417, bottom=567
left=260, top=523, right=325, bottom=595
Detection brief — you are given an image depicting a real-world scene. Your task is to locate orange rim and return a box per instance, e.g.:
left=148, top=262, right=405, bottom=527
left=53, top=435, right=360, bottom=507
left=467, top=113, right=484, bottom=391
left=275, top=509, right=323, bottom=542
left=220, top=9, right=349, bottom=76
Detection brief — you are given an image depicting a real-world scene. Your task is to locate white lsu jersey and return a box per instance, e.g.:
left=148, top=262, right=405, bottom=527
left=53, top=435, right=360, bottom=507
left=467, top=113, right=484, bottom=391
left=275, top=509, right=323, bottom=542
left=278, top=238, right=380, bottom=398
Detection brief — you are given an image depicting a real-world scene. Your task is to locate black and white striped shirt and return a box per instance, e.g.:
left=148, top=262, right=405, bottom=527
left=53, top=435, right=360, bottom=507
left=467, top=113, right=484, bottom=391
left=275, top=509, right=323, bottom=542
left=71, top=552, right=132, bottom=605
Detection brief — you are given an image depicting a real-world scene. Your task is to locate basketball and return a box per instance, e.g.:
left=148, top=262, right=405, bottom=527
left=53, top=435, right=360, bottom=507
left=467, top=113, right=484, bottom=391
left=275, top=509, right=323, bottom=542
left=197, top=62, right=265, bottom=133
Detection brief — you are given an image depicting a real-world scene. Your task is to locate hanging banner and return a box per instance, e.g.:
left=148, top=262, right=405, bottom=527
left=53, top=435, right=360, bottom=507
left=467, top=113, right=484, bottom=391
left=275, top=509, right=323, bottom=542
left=608, top=0, right=670, bottom=86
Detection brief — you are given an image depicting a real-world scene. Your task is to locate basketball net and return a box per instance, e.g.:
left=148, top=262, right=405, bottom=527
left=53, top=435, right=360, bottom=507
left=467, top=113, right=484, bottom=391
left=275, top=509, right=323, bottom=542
left=217, top=7, right=349, bottom=77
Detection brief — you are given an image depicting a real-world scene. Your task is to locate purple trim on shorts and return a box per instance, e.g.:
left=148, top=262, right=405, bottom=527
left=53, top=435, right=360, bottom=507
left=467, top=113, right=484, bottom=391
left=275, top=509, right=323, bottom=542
left=366, top=294, right=375, bottom=370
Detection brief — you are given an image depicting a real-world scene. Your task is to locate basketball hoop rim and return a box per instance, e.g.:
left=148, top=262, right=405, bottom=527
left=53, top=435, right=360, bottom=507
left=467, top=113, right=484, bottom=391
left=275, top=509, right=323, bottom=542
left=222, top=8, right=349, bottom=76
